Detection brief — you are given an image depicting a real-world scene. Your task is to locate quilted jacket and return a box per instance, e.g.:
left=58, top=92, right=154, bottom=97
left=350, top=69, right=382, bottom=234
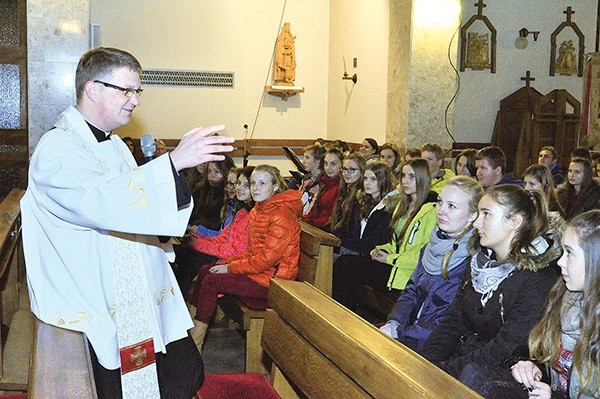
left=227, top=189, right=303, bottom=287
left=193, top=208, right=250, bottom=260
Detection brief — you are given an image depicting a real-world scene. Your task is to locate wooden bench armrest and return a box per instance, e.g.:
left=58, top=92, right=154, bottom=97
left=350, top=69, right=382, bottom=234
left=29, top=318, right=97, bottom=399
left=267, top=279, right=483, bottom=399
left=0, top=189, right=25, bottom=279
left=298, top=220, right=340, bottom=249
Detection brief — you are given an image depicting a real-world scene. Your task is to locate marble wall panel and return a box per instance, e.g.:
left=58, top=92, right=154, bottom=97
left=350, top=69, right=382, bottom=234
left=386, top=0, right=411, bottom=152
left=407, top=17, right=459, bottom=150
left=27, top=0, right=89, bottom=149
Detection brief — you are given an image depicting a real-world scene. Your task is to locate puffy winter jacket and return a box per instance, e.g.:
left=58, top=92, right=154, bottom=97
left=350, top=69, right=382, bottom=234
left=227, top=190, right=303, bottom=287
left=193, top=208, right=250, bottom=260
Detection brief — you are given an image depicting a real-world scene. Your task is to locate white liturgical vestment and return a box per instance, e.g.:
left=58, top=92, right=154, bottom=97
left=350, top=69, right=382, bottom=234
left=21, top=106, right=193, bottom=370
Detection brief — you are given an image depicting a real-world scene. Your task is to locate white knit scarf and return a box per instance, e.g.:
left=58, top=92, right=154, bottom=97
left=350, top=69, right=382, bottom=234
left=470, top=250, right=515, bottom=307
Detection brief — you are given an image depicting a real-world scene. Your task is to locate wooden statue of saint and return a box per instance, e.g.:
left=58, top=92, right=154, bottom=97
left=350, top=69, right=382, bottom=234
left=273, top=22, right=296, bottom=86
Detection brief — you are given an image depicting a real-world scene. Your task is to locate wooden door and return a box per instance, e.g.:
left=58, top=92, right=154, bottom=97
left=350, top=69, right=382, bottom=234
left=532, top=89, right=581, bottom=175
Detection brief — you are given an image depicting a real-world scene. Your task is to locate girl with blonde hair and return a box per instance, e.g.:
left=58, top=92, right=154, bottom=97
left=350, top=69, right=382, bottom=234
left=380, top=176, right=483, bottom=352
left=422, top=185, right=562, bottom=395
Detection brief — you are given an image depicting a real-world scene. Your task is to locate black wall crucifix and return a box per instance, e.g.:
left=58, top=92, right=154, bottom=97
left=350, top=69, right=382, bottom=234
left=474, top=0, right=486, bottom=16
left=521, top=71, right=536, bottom=88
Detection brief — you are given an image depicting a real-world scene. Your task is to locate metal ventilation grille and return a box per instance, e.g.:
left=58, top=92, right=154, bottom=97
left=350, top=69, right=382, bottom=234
left=141, top=69, right=234, bottom=88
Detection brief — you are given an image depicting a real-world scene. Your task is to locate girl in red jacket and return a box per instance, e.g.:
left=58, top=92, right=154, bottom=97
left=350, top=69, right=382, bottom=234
left=176, top=166, right=255, bottom=302
left=189, top=164, right=303, bottom=350
left=303, top=147, right=342, bottom=228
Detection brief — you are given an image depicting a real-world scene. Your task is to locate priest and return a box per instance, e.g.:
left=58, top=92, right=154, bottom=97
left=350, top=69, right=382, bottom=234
left=21, top=46, right=234, bottom=398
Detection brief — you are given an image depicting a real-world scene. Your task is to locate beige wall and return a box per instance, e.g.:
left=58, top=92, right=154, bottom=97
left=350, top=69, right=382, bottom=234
left=91, top=0, right=331, bottom=145
left=327, top=0, right=390, bottom=146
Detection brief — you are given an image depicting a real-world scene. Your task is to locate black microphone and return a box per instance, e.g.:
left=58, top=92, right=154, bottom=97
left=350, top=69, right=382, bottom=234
left=140, top=134, right=156, bottom=162
left=242, top=124, right=250, bottom=167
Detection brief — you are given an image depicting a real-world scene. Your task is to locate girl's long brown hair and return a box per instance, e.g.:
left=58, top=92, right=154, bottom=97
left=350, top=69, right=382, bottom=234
left=357, top=162, right=398, bottom=218
left=529, top=210, right=600, bottom=395
left=329, top=153, right=366, bottom=232
left=523, top=164, right=565, bottom=217
left=389, top=158, right=432, bottom=244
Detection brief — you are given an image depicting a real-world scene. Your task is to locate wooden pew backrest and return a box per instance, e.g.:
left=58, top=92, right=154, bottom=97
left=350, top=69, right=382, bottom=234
left=264, top=279, right=483, bottom=399
left=29, top=319, right=97, bottom=399
left=0, top=188, right=25, bottom=384
left=218, top=221, right=340, bottom=373
left=296, top=220, right=339, bottom=295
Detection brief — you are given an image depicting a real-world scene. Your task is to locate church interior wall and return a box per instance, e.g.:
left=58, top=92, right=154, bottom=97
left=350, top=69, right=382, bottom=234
left=327, top=0, right=390, bottom=147
left=454, top=0, right=596, bottom=145
left=90, top=0, right=331, bottom=147
left=26, top=1, right=599, bottom=164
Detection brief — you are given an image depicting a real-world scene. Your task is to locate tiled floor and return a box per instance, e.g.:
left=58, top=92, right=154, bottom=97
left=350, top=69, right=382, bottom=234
left=202, top=320, right=246, bottom=374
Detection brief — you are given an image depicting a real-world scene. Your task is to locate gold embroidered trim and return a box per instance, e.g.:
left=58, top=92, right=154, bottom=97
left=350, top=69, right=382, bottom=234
left=127, top=168, right=148, bottom=208
left=154, top=285, right=175, bottom=305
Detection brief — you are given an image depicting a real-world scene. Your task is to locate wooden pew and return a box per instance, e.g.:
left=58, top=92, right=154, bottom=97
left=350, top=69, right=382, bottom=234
left=261, top=279, right=483, bottom=399
left=218, top=220, right=340, bottom=373
left=0, top=188, right=29, bottom=391
left=28, top=319, right=97, bottom=398
left=357, top=284, right=398, bottom=319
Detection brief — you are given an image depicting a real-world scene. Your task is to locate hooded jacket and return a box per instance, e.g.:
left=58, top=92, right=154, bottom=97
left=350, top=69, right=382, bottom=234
left=557, top=179, right=600, bottom=219
left=227, top=190, right=303, bottom=288
left=374, top=200, right=438, bottom=290
left=430, top=168, right=455, bottom=194
left=422, top=212, right=564, bottom=378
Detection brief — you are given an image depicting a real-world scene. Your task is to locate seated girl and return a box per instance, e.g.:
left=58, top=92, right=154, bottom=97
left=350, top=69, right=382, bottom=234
left=510, top=210, right=600, bottom=399
left=300, top=144, right=326, bottom=215
left=421, top=185, right=562, bottom=390
left=188, top=165, right=303, bottom=350
left=557, top=157, right=600, bottom=219
left=303, top=147, right=342, bottom=229
left=380, top=176, right=483, bottom=352
left=220, top=167, right=239, bottom=228
left=174, top=167, right=255, bottom=301
left=188, top=155, right=236, bottom=237
left=454, top=148, right=477, bottom=177
left=328, top=153, right=366, bottom=252
left=523, top=163, right=566, bottom=218
left=338, top=162, right=398, bottom=255
left=379, top=143, right=401, bottom=178
left=359, top=138, right=379, bottom=163
left=332, top=158, right=437, bottom=309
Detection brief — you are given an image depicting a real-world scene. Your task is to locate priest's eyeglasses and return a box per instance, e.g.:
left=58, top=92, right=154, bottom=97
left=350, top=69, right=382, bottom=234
left=94, top=80, right=144, bottom=98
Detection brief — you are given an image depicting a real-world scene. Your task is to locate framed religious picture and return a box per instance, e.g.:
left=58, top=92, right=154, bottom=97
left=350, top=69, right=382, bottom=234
left=460, top=0, right=497, bottom=73
left=550, top=7, right=585, bottom=77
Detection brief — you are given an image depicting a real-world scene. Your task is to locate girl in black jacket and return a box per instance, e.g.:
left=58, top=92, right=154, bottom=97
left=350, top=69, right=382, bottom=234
left=422, top=185, right=562, bottom=393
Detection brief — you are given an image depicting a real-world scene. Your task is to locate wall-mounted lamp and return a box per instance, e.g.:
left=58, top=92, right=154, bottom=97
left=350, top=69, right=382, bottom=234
left=342, top=71, right=358, bottom=84
left=514, top=28, right=540, bottom=50
left=342, top=56, right=358, bottom=84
